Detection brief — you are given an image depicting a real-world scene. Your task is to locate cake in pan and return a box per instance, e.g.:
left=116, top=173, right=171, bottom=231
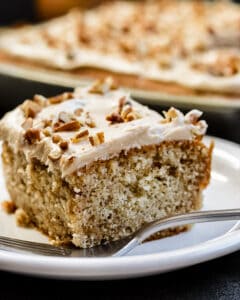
left=0, top=0, right=239, bottom=100
left=0, top=79, right=213, bottom=248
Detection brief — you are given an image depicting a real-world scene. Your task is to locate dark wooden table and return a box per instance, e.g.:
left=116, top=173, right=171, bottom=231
left=1, top=250, right=240, bottom=299
left=0, top=95, right=240, bottom=299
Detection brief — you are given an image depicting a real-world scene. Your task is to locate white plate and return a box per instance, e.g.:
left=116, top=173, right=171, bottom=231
left=0, top=136, right=240, bottom=280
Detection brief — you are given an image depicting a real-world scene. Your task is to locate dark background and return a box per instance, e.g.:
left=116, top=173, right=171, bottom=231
left=0, top=1, right=240, bottom=299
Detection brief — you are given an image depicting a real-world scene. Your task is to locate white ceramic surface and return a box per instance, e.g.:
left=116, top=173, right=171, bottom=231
left=0, top=136, right=240, bottom=280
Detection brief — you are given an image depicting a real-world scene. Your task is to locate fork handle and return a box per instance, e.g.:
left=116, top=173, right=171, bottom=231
left=114, top=209, right=240, bottom=256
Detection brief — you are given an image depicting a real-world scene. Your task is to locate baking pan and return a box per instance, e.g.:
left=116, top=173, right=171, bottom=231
left=0, top=58, right=240, bottom=114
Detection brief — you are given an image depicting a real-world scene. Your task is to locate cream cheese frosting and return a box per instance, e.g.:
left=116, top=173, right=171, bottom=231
left=0, top=1, right=240, bottom=93
left=0, top=80, right=207, bottom=177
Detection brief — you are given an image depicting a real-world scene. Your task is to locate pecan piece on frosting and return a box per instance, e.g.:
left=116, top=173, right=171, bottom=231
left=89, top=132, right=105, bottom=146
left=89, top=77, right=117, bottom=94
left=43, top=129, right=51, bottom=137
left=48, top=92, right=73, bottom=105
left=1, top=200, right=16, bottom=214
left=52, top=135, right=62, bottom=144
left=125, top=111, right=141, bottom=122
left=33, top=94, right=48, bottom=107
left=48, top=149, right=62, bottom=161
left=74, top=108, right=83, bottom=116
left=59, top=141, right=69, bottom=151
left=106, top=96, right=141, bottom=124
left=54, top=120, right=81, bottom=132
left=106, top=112, right=124, bottom=124
left=71, top=129, right=89, bottom=143
left=121, top=105, right=133, bottom=119
left=85, top=112, right=96, bottom=128
left=160, top=107, right=178, bottom=124
left=58, top=111, right=73, bottom=123
left=24, top=128, right=41, bottom=144
left=21, top=117, right=33, bottom=130
left=21, top=100, right=42, bottom=118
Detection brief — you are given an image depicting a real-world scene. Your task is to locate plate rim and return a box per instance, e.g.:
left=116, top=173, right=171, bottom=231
left=0, top=136, right=240, bottom=279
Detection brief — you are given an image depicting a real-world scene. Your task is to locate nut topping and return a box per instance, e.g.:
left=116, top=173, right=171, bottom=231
left=33, top=94, right=47, bottom=107
left=59, top=141, right=69, bottom=151
left=54, top=120, right=81, bottom=132
left=71, top=129, right=89, bottom=143
left=24, top=128, right=41, bottom=144
left=21, top=100, right=42, bottom=118
left=1, top=200, right=16, bottom=214
left=48, top=92, right=73, bottom=105
left=74, top=108, right=83, bottom=116
left=43, top=129, right=51, bottom=137
left=42, top=119, right=52, bottom=128
left=85, top=112, right=96, bottom=128
left=106, top=96, right=141, bottom=124
left=21, top=118, right=33, bottom=130
left=48, top=149, right=62, bottom=161
left=121, top=105, right=133, bottom=119
left=106, top=112, right=124, bottom=124
left=89, top=77, right=118, bottom=94
left=160, top=107, right=178, bottom=124
left=52, top=135, right=62, bottom=143
left=58, top=111, right=72, bottom=123
left=89, top=132, right=105, bottom=146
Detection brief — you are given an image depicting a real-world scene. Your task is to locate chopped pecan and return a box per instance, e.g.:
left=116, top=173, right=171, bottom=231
left=119, top=39, right=134, bottom=54
left=1, top=200, right=16, bottom=214
left=89, top=132, right=105, bottom=146
left=96, top=132, right=105, bottom=144
left=43, top=129, right=51, bottom=137
left=158, top=56, right=172, bottom=69
left=88, top=79, right=105, bottom=94
left=59, top=141, right=69, bottom=151
left=42, top=119, right=52, bottom=128
left=118, top=96, right=127, bottom=113
left=125, top=111, right=141, bottom=122
left=121, top=105, right=133, bottom=119
left=21, top=100, right=42, bottom=118
left=106, top=96, right=140, bottom=124
left=89, top=77, right=117, bottom=94
left=48, top=92, right=73, bottom=105
left=48, top=149, right=62, bottom=161
left=21, top=117, right=33, bottom=130
left=41, top=30, right=58, bottom=48
left=54, top=120, right=81, bottom=132
left=160, top=108, right=178, bottom=124
left=71, top=129, right=89, bottom=143
left=185, top=110, right=202, bottom=125
left=52, top=135, right=62, bottom=143
left=191, top=53, right=240, bottom=77
left=16, top=208, right=32, bottom=228
left=24, top=128, right=41, bottom=144
left=85, top=112, right=96, bottom=128
left=33, top=94, right=47, bottom=107
left=74, top=108, right=83, bottom=116
left=106, top=112, right=124, bottom=124
left=58, top=111, right=73, bottom=123
left=105, top=77, right=118, bottom=90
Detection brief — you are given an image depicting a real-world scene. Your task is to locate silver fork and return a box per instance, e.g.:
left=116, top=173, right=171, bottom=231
left=1, top=209, right=240, bottom=257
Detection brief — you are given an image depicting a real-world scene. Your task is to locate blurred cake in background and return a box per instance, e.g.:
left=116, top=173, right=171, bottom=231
left=0, top=0, right=239, bottom=101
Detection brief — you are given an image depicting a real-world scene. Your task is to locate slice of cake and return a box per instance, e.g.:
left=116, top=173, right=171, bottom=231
left=0, top=79, right=213, bottom=248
